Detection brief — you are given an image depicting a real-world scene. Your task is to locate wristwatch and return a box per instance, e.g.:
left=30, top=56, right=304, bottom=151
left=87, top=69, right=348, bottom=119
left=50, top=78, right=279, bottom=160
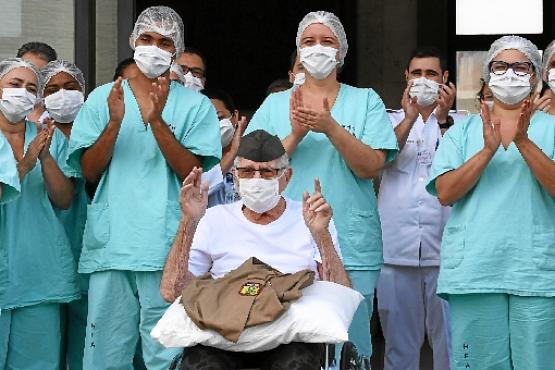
left=438, top=115, right=454, bottom=129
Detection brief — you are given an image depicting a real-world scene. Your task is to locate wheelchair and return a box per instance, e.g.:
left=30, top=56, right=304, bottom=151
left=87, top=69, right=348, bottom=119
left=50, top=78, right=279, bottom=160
left=168, top=341, right=371, bottom=370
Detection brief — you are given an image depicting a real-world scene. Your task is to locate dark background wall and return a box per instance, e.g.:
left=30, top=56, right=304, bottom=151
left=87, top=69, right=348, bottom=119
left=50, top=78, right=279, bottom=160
left=125, top=0, right=555, bottom=112
left=136, top=0, right=358, bottom=112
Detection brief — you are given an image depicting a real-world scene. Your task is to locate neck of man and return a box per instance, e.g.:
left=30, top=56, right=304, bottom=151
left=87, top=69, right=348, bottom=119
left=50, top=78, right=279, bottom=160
left=418, top=104, right=437, bottom=123
left=243, top=197, right=287, bottom=225
left=130, top=70, right=171, bottom=91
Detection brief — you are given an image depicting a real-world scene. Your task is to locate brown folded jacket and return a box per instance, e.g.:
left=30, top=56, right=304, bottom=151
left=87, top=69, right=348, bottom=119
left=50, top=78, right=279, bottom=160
left=181, top=257, right=314, bottom=342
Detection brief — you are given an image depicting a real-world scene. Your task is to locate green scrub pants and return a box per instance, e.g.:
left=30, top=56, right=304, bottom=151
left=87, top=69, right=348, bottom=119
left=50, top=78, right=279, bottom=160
left=0, top=303, right=61, bottom=370
left=449, top=293, right=555, bottom=370
left=82, top=270, right=180, bottom=370
left=335, top=270, right=380, bottom=362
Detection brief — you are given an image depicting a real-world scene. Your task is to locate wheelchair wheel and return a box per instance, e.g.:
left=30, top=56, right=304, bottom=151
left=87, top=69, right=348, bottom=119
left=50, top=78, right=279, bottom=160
left=169, top=351, right=184, bottom=370
left=339, top=342, right=371, bottom=370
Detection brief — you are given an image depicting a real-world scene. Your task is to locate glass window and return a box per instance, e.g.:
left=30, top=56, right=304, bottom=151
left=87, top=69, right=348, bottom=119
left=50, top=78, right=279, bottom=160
left=456, top=0, right=543, bottom=35
left=456, top=51, right=488, bottom=113
left=96, top=0, right=118, bottom=85
left=0, top=0, right=74, bottom=62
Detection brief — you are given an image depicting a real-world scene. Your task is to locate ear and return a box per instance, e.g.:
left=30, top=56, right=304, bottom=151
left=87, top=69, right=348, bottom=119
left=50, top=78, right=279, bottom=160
left=280, top=168, right=293, bottom=192
left=442, top=71, right=449, bottom=84
left=404, top=70, right=409, bottom=83
left=231, top=110, right=239, bottom=126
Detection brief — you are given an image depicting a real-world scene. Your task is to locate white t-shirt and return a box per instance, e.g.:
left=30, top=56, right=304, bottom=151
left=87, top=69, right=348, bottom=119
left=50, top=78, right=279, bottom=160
left=189, top=198, right=341, bottom=279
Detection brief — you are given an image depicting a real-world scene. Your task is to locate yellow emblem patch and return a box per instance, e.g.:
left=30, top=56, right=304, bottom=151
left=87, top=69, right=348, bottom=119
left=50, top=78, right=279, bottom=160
left=239, top=282, right=261, bottom=296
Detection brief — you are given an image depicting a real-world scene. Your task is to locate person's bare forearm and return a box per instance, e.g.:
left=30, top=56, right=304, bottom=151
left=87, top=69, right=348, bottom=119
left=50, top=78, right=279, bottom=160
left=81, top=120, right=121, bottom=183
left=313, top=230, right=350, bottom=287
left=435, top=148, right=494, bottom=206
left=515, top=137, right=555, bottom=196
left=394, top=117, right=416, bottom=150
left=150, top=119, right=201, bottom=180
left=282, top=132, right=305, bottom=157
left=220, top=144, right=238, bottom=175
left=160, top=215, right=200, bottom=302
left=326, top=123, right=386, bottom=179
left=41, top=154, right=75, bottom=209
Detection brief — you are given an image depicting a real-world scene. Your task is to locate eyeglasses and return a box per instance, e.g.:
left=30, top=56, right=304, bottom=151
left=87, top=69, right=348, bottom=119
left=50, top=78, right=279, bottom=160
left=179, top=64, right=205, bottom=79
left=489, top=61, right=533, bottom=76
left=235, top=167, right=285, bottom=179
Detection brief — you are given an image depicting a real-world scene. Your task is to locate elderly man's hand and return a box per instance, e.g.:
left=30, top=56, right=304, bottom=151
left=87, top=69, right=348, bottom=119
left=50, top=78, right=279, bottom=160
left=302, top=178, right=332, bottom=235
left=179, top=167, right=208, bottom=221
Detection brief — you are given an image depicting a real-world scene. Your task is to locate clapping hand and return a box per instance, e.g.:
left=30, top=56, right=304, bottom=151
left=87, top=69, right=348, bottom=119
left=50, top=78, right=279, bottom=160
left=146, top=76, right=170, bottom=124
left=480, top=101, right=501, bottom=154
left=108, top=77, right=125, bottom=123
left=289, top=88, right=309, bottom=138
left=514, top=99, right=533, bottom=145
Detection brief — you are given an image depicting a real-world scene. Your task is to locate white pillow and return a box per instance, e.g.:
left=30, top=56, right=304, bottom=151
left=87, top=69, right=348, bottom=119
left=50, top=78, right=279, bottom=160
left=151, top=280, right=363, bottom=352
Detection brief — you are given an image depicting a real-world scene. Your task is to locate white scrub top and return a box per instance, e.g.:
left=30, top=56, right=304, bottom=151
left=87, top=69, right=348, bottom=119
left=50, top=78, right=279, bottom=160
left=378, top=109, right=466, bottom=266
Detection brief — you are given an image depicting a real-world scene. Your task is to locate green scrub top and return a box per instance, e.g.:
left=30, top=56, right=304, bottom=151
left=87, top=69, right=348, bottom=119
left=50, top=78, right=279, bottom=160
left=0, top=123, right=80, bottom=309
left=67, top=80, right=221, bottom=273
left=427, top=112, right=555, bottom=297
left=246, top=85, right=398, bottom=270
left=0, top=131, right=20, bottom=204
left=55, top=176, right=89, bottom=294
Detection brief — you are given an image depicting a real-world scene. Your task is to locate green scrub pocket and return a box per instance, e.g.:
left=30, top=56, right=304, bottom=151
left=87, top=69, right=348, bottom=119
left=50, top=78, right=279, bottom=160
left=532, top=226, right=555, bottom=271
left=441, top=226, right=465, bottom=269
left=83, top=203, right=110, bottom=250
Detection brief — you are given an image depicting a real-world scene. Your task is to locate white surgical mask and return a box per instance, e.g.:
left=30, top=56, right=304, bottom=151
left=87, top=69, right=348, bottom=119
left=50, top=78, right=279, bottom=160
left=170, top=63, right=205, bottom=91
left=293, top=72, right=305, bottom=86
left=488, top=70, right=531, bottom=105
left=134, top=45, right=173, bottom=79
left=238, top=176, right=282, bottom=214
left=548, top=68, right=555, bottom=93
left=409, top=77, right=440, bottom=106
left=44, top=89, right=84, bottom=123
left=299, top=45, right=339, bottom=80
left=220, top=118, right=235, bottom=147
left=182, top=71, right=204, bottom=91
left=0, top=88, right=36, bottom=124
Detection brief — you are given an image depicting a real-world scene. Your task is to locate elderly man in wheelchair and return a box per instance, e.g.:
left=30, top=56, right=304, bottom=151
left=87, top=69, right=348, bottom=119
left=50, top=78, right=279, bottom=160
left=159, top=130, right=366, bottom=370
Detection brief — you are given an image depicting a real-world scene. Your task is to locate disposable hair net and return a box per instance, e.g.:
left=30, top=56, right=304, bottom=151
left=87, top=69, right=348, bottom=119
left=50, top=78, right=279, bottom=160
left=542, top=39, right=555, bottom=81
left=296, top=11, right=348, bottom=66
left=0, top=58, right=42, bottom=97
left=482, top=36, right=541, bottom=85
left=40, top=60, right=85, bottom=96
left=129, top=6, right=185, bottom=54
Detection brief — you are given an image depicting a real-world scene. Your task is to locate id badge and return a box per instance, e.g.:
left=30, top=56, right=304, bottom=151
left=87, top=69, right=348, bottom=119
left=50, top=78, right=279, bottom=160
left=417, top=149, right=433, bottom=166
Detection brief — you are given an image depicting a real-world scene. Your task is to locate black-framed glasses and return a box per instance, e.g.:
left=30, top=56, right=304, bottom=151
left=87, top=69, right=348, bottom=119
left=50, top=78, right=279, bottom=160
left=179, top=64, right=205, bottom=79
left=489, top=61, right=534, bottom=76
left=235, top=167, right=285, bottom=179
